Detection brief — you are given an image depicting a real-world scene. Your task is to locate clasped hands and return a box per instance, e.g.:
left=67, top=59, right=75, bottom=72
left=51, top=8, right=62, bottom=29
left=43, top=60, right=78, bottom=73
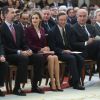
left=87, top=37, right=95, bottom=45
left=39, top=46, right=54, bottom=54
left=20, top=49, right=33, bottom=56
left=0, top=55, right=6, bottom=62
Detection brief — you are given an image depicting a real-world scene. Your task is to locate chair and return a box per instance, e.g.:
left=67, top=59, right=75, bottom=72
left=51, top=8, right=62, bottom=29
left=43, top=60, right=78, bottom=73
left=81, top=59, right=96, bottom=86
left=5, top=65, right=17, bottom=93
left=5, top=65, right=33, bottom=93
left=38, top=61, right=66, bottom=86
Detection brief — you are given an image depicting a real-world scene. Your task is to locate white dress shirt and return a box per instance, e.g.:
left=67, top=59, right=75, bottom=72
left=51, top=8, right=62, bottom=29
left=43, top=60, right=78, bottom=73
left=96, top=22, right=100, bottom=27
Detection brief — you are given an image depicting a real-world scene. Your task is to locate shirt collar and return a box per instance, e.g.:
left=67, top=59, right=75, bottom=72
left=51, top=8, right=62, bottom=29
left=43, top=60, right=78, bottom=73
left=5, top=20, right=13, bottom=27
left=79, top=24, right=86, bottom=27
left=58, top=25, right=65, bottom=31
left=96, top=22, right=100, bottom=27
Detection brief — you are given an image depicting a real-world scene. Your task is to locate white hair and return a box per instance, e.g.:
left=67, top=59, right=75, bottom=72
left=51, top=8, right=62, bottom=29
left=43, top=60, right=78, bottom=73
left=59, top=5, right=67, bottom=12
left=76, top=9, right=88, bottom=17
left=94, top=9, right=100, bottom=17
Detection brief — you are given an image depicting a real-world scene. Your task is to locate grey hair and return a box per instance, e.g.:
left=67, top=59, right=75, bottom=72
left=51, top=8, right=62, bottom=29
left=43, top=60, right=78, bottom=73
left=76, top=9, right=88, bottom=17
left=94, top=9, right=100, bottom=17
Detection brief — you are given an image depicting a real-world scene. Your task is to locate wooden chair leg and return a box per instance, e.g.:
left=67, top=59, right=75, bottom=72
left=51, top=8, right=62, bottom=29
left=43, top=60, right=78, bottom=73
left=89, top=64, right=94, bottom=81
left=60, top=63, right=65, bottom=84
left=38, top=78, right=42, bottom=86
left=99, top=66, right=100, bottom=78
left=5, top=77, right=10, bottom=93
left=45, top=77, right=49, bottom=85
left=81, top=65, right=85, bottom=86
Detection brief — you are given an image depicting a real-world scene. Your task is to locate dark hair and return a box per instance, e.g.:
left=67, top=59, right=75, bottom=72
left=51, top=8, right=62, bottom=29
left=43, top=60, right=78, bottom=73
left=67, top=8, right=74, bottom=15
left=31, top=11, right=42, bottom=28
left=2, top=6, right=12, bottom=17
left=57, top=12, right=66, bottom=20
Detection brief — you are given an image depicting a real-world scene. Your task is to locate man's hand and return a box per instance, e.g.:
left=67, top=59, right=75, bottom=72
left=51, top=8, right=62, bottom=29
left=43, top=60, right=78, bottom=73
left=0, top=55, right=6, bottom=62
left=26, top=49, right=33, bottom=56
left=87, top=38, right=95, bottom=45
left=40, top=47, right=50, bottom=52
left=62, top=50, right=72, bottom=54
left=21, top=50, right=33, bottom=56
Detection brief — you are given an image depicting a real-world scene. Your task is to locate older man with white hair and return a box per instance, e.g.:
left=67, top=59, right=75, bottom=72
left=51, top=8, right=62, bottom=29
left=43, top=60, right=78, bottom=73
left=94, top=9, right=100, bottom=36
left=71, top=9, right=100, bottom=76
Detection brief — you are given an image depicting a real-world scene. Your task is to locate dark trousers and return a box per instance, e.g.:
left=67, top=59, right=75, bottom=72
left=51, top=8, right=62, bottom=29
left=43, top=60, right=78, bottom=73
left=6, top=54, right=29, bottom=89
left=84, top=40, right=100, bottom=68
left=6, top=53, right=45, bottom=89
left=29, top=54, right=45, bottom=89
left=58, top=53, right=84, bottom=85
left=0, top=62, right=8, bottom=87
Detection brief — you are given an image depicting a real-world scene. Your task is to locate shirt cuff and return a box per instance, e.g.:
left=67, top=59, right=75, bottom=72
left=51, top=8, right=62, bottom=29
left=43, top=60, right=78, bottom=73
left=85, top=41, right=88, bottom=46
left=17, top=50, right=21, bottom=54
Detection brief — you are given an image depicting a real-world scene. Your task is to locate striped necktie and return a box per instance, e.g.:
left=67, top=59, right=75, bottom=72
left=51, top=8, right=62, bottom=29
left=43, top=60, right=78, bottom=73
left=10, top=24, right=16, bottom=43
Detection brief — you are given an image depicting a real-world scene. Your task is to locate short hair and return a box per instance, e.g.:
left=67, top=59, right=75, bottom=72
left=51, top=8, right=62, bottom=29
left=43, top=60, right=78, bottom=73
left=76, top=9, right=88, bottom=17
left=2, top=6, right=12, bottom=17
left=59, top=5, right=67, bottom=12
left=57, top=12, right=67, bottom=20
left=67, top=8, right=74, bottom=15
left=94, top=9, right=100, bottom=17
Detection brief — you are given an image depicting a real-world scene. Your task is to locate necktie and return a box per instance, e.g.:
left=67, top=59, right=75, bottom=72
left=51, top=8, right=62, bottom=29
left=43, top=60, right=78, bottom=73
left=62, top=28, right=68, bottom=49
left=46, top=22, right=50, bottom=31
left=81, top=25, right=90, bottom=37
left=10, top=24, right=16, bottom=43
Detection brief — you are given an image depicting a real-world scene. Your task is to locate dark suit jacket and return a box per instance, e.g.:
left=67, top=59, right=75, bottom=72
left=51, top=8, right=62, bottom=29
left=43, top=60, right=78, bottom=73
left=48, top=24, right=72, bottom=56
left=94, top=23, right=100, bottom=36
left=25, top=25, right=47, bottom=53
left=0, top=22, right=29, bottom=55
left=70, top=23, right=96, bottom=52
left=41, top=18, right=56, bottom=34
left=0, top=34, right=4, bottom=56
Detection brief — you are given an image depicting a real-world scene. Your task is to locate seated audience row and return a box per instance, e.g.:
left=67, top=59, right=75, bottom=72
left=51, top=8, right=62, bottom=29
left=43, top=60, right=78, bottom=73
left=0, top=5, right=100, bottom=97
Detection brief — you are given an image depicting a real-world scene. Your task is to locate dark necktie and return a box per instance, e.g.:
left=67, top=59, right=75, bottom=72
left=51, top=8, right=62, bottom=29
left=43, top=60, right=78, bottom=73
left=10, top=24, right=16, bottom=43
left=62, top=28, right=68, bottom=49
left=81, top=25, right=89, bottom=37
left=45, top=22, right=50, bottom=31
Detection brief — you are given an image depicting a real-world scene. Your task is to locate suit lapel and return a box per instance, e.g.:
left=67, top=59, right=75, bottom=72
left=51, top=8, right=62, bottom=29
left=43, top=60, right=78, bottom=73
left=4, top=23, right=18, bottom=46
left=4, top=23, right=16, bottom=44
left=95, top=23, right=100, bottom=33
left=13, top=24, right=18, bottom=44
left=77, top=23, right=88, bottom=40
left=56, top=26, right=64, bottom=45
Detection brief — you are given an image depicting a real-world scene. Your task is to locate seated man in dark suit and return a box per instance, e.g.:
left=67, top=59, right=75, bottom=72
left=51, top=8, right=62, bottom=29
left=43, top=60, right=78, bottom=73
left=70, top=9, right=100, bottom=74
left=0, top=35, right=8, bottom=97
left=41, top=8, right=56, bottom=35
left=48, top=12, right=85, bottom=90
left=1, top=6, right=45, bottom=96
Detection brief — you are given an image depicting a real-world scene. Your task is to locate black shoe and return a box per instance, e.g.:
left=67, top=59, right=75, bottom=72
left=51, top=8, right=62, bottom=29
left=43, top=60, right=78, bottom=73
left=73, top=84, right=85, bottom=90
left=0, top=90, right=5, bottom=97
left=57, top=89, right=63, bottom=92
left=32, top=88, right=45, bottom=94
left=13, top=88, right=26, bottom=96
left=51, top=88, right=57, bottom=92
